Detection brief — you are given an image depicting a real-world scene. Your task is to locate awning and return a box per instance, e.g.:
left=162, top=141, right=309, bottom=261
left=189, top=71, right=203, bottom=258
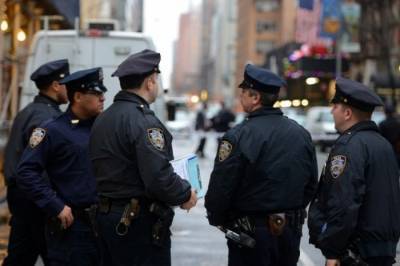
left=40, top=0, right=80, bottom=27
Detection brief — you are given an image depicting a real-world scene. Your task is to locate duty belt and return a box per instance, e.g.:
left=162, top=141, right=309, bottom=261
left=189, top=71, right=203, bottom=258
left=249, top=209, right=306, bottom=235
left=98, top=196, right=151, bottom=213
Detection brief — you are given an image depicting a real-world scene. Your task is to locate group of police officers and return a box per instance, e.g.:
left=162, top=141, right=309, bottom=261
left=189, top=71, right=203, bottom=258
left=2, top=48, right=400, bottom=266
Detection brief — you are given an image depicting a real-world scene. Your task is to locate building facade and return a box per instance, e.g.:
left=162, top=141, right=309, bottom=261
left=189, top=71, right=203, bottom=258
left=171, top=7, right=202, bottom=95
left=235, top=0, right=296, bottom=88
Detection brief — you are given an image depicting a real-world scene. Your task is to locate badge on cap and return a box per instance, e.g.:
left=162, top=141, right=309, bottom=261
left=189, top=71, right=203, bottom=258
left=218, top=140, right=232, bottom=162
left=29, top=128, right=46, bottom=148
left=330, top=155, right=347, bottom=179
left=147, top=128, right=165, bottom=150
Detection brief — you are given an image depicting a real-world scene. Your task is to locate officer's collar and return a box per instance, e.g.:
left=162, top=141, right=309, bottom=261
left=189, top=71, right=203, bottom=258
left=114, top=90, right=150, bottom=108
left=342, top=120, right=379, bottom=135
left=65, top=107, right=96, bottom=126
left=34, top=93, right=61, bottom=108
left=247, top=106, right=283, bottom=118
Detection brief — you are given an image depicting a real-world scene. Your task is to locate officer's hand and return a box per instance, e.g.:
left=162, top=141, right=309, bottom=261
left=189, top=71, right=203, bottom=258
left=57, top=205, right=74, bottom=229
left=325, top=259, right=340, bottom=266
left=180, top=190, right=197, bottom=211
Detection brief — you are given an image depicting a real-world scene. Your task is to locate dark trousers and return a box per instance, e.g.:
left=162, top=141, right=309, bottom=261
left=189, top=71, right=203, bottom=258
left=196, top=137, right=207, bottom=157
left=97, top=208, right=171, bottom=266
left=364, top=257, right=395, bottom=266
left=45, top=218, right=99, bottom=266
left=227, top=224, right=301, bottom=266
left=3, top=186, right=48, bottom=266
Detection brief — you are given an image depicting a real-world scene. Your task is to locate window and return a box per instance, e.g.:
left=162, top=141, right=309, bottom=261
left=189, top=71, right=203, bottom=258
left=256, top=40, right=275, bottom=53
left=257, top=21, right=277, bottom=33
left=255, top=0, right=279, bottom=12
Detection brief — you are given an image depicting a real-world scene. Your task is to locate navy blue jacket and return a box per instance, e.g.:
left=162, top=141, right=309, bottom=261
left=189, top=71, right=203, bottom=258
left=90, top=91, right=191, bottom=205
left=16, top=109, right=98, bottom=216
left=205, top=107, right=318, bottom=226
left=308, top=121, right=400, bottom=259
left=3, top=94, right=61, bottom=186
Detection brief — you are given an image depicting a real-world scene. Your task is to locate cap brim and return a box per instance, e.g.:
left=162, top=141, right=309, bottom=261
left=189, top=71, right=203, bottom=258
left=92, top=84, right=107, bottom=93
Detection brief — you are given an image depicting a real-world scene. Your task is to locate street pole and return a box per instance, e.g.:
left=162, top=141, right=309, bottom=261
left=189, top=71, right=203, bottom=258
left=10, top=2, right=21, bottom=120
left=0, top=24, right=3, bottom=115
left=335, top=35, right=342, bottom=78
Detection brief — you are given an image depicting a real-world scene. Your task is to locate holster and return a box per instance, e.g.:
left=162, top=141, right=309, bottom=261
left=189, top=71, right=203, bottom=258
left=221, top=217, right=256, bottom=248
left=149, top=202, right=174, bottom=247
left=115, top=198, right=140, bottom=236
left=340, top=250, right=368, bottom=266
left=46, top=217, right=66, bottom=239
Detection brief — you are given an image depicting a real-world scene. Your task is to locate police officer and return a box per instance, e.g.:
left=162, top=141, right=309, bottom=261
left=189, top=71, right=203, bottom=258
left=205, top=64, right=318, bottom=266
left=89, top=49, right=197, bottom=266
left=379, top=104, right=400, bottom=167
left=308, top=77, right=400, bottom=266
left=16, top=68, right=107, bottom=266
left=2, top=59, right=69, bottom=266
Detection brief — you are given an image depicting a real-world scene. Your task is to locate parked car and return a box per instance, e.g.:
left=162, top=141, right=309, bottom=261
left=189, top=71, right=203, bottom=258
left=305, top=106, right=338, bottom=151
left=282, top=107, right=306, bottom=127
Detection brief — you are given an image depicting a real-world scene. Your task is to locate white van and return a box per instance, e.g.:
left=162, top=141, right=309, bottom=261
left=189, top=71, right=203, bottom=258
left=20, top=30, right=166, bottom=120
left=304, top=106, right=338, bottom=151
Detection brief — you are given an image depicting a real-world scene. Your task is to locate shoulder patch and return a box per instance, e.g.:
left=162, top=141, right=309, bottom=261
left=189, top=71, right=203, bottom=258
left=330, top=155, right=347, bottom=179
left=29, top=128, right=46, bottom=148
left=147, top=128, right=165, bottom=150
left=218, top=140, right=233, bottom=162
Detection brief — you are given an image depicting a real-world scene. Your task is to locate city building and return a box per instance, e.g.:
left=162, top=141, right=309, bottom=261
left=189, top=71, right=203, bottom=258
left=171, top=7, right=202, bottom=95
left=206, top=0, right=237, bottom=105
left=81, top=0, right=143, bottom=31
left=235, top=0, right=296, bottom=89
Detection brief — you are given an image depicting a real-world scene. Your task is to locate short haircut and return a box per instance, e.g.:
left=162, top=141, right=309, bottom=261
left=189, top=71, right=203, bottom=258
left=119, top=71, right=154, bottom=90
left=340, top=103, right=372, bottom=120
left=36, top=83, right=51, bottom=91
left=247, top=88, right=278, bottom=107
left=349, top=105, right=372, bottom=120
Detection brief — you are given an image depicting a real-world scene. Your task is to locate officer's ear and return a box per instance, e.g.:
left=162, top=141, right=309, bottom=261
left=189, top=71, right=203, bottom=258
left=49, top=80, right=61, bottom=92
left=73, top=91, right=84, bottom=103
left=252, top=91, right=261, bottom=105
left=343, top=105, right=353, bottom=121
left=145, top=73, right=157, bottom=90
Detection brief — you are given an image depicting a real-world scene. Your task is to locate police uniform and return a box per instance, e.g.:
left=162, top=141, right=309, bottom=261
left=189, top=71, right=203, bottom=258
left=3, top=59, right=69, bottom=266
left=308, top=77, right=400, bottom=266
left=378, top=105, right=400, bottom=167
left=205, top=64, right=318, bottom=266
left=89, top=49, right=191, bottom=266
left=16, top=68, right=107, bottom=266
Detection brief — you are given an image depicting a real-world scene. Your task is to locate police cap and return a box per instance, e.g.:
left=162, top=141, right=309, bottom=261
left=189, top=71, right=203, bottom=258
left=331, top=77, right=383, bottom=112
left=238, top=64, right=287, bottom=94
left=111, top=49, right=161, bottom=78
left=30, top=59, right=69, bottom=89
left=59, top=67, right=107, bottom=94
